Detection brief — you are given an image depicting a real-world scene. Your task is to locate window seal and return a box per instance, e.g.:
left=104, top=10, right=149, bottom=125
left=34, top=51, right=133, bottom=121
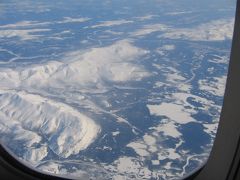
left=194, top=0, right=240, bottom=179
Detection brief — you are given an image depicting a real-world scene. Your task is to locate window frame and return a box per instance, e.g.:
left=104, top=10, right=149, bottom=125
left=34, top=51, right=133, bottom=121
left=0, top=0, right=240, bottom=179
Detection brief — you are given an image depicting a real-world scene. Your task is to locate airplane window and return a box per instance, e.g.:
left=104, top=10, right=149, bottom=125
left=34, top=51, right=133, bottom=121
left=0, top=0, right=236, bottom=179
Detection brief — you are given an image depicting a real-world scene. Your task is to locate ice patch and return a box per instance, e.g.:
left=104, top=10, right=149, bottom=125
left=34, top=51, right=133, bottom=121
left=209, top=55, right=229, bottom=64
left=160, top=18, right=234, bottom=41
left=161, top=45, right=175, bottom=51
left=0, top=29, right=50, bottom=40
left=107, top=156, right=152, bottom=179
left=147, top=103, right=196, bottom=124
left=127, top=141, right=149, bottom=156
left=131, top=24, right=169, bottom=36
left=60, top=17, right=90, bottom=24
left=134, top=15, right=156, bottom=21
left=198, top=76, right=227, bottom=97
left=153, top=120, right=181, bottom=138
left=112, top=131, right=120, bottom=136
left=91, top=20, right=133, bottom=28
left=0, top=18, right=90, bottom=29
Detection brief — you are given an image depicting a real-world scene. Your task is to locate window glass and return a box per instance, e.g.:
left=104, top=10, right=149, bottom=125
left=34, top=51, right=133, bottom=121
left=0, top=0, right=236, bottom=179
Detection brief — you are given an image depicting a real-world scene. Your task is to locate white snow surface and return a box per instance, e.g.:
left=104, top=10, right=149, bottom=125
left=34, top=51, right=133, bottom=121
left=0, top=28, right=50, bottom=40
left=0, top=40, right=149, bottom=90
left=147, top=103, right=195, bottom=124
left=130, top=18, right=234, bottom=41
left=91, top=20, right=133, bottom=28
left=131, top=24, right=169, bottom=37
left=198, top=76, right=227, bottom=97
left=160, top=18, right=234, bottom=41
left=0, top=90, right=100, bottom=160
left=0, top=40, right=150, bottom=163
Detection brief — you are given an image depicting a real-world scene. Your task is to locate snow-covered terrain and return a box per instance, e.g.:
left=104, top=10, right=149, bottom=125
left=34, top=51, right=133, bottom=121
left=0, top=40, right=150, bottom=165
left=0, top=0, right=235, bottom=179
